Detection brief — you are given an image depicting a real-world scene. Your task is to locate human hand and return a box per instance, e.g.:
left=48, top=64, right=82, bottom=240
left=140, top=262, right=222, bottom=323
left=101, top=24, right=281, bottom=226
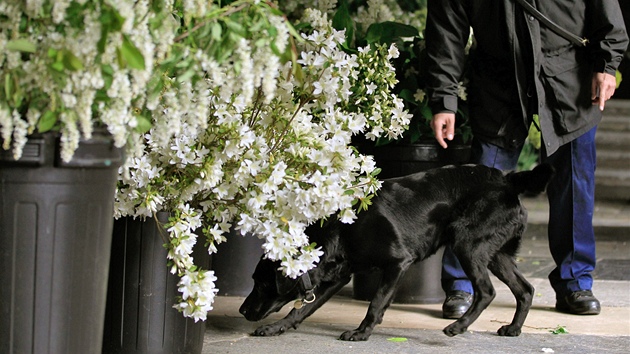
left=431, top=112, right=456, bottom=149
left=591, top=72, right=617, bottom=111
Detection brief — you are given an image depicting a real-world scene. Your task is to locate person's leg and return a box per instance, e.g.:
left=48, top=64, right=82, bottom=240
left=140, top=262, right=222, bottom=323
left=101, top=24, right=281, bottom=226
left=442, top=138, right=522, bottom=318
left=542, top=127, right=600, bottom=315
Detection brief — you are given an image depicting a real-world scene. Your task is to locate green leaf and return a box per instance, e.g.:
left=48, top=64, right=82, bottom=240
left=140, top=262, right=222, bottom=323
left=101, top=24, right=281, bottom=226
left=65, top=1, right=87, bottom=29
left=62, top=50, right=84, bottom=71
left=177, top=69, right=196, bottom=83
left=365, top=23, right=384, bottom=44
left=550, top=325, right=569, bottom=335
left=100, top=6, right=124, bottom=32
left=6, top=39, right=36, bottom=53
left=249, top=17, right=266, bottom=33
left=4, top=73, right=13, bottom=99
left=419, top=104, right=432, bottom=120
left=98, top=28, right=109, bottom=54
left=359, top=197, right=373, bottom=212
left=135, top=115, right=152, bottom=133
left=211, top=22, right=222, bottom=41
left=224, top=19, right=246, bottom=38
left=5, top=73, right=23, bottom=107
left=254, top=38, right=267, bottom=48
left=51, top=61, right=65, bottom=72
left=37, top=111, right=58, bottom=133
left=285, top=21, right=304, bottom=43
left=332, top=0, right=354, bottom=48
left=365, top=22, right=419, bottom=45
left=120, top=34, right=146, bottom=70
left=269, top=41, right=282, bottom=58
left=98, top=6, right=125, bottom=53
left=387, top=337, right=408, bottom=342
left=293, top=62, right=304, bottom=82
left=304, top=242, right=319, bottom=251
left=101, top=64, right=114, bottom=89
left=527, top=114, right=541, bottom=149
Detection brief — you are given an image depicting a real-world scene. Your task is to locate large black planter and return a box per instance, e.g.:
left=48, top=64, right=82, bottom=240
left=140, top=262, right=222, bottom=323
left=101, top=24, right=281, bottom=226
left=102, top=213, right=208, bottom=354
left=0, top=132, right=124, bottom=353
left=353, top=141, right=471, bottom=304
left=362, top=142, right=472, bottom=178
left=211, top=229, right=264, bottom=297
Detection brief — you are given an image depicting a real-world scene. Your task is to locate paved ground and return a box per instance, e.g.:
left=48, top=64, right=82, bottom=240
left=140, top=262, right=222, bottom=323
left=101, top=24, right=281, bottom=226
left=202, top=195, right=630, bottom=353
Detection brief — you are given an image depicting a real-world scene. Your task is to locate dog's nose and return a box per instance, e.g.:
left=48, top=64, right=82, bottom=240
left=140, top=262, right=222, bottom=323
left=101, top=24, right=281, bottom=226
left=239, top=303, right=248, bottom=316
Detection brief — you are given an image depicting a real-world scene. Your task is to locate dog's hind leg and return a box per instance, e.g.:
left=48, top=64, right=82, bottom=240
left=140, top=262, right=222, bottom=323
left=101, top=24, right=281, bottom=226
left=339, top=262, right=411, bottom=341
left=488, top=251, right=534, bottom=336
left=443, top=254, right=496, bottom=337
left=253, top=278, right=351, bottom=337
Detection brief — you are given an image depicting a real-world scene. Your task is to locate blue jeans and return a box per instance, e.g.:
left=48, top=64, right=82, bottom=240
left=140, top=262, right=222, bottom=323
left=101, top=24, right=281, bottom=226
left=442, top=128, right=597, bottom=297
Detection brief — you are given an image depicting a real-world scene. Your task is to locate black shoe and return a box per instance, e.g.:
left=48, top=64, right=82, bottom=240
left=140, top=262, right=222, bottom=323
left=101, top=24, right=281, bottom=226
left=442, top=290, right=472, bottom=319
left=555, top=290, right=601, bottom=315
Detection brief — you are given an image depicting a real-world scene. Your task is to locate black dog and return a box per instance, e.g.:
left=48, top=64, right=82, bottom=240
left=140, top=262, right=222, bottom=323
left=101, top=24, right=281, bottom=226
left=239, top=164, right=554, bottom=341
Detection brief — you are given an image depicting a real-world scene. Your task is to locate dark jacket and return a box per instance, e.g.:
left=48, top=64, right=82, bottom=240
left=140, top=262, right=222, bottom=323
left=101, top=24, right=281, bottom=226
left=425, top=0, right=628, bottom=155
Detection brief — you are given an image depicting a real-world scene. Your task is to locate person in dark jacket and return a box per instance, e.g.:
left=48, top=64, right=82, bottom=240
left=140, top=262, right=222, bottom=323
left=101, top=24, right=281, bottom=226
left=425, top=0, right=628, bottom=319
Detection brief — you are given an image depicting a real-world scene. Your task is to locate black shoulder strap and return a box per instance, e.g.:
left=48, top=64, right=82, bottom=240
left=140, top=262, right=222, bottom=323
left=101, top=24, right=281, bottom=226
left=513, top=0, right=589, bottom=47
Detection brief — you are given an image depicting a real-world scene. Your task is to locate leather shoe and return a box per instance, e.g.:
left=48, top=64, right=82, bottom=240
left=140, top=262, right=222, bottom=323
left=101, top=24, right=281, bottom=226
left=442, top=290, right=472, bottom=319
left=555, top=290, right=601, bottom=315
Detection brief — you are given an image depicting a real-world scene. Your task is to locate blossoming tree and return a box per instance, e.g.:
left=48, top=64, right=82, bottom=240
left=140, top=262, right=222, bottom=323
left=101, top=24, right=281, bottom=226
left=1, top=0, right=412, bottom=322
left=115, top=1, right=412, bottom=321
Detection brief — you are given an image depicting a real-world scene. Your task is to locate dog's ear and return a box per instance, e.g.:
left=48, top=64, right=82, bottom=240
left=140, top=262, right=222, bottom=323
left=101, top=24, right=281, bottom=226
left=275, top=271, right=298, bottom=295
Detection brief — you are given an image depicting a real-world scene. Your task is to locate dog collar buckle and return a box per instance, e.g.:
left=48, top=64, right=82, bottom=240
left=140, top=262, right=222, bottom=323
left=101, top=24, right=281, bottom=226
left=293, top=291, right=316, bottom=309
left=294, top=273, right=317, bottom=309
left=304, top=289, right=316, bottom=303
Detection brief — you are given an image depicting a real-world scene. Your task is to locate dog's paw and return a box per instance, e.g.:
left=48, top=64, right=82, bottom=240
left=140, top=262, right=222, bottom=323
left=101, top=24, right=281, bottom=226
left=443, top=323, right=467, bottom=337
left=497, top=325, right=521, bottom=337
left=252, top=323, right=288, bottom=337
left=339, top=329, right=371, bottom=341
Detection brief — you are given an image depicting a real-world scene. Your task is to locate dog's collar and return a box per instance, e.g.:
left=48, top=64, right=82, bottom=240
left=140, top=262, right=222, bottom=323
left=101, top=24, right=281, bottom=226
left=294, top=272, right=316, bottom=309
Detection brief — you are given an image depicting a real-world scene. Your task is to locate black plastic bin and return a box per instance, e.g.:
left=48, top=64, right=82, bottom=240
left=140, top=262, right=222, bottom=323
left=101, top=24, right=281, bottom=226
left=352, top=142, right=471, bottom=304
left=102, top=213, right=208, bottom=354
left=0, top=131, right=124, bottom=354
left=211, top=229, right=264, bottom=297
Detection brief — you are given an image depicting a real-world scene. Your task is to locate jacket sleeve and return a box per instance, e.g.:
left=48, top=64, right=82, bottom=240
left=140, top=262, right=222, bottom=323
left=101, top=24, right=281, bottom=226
left=425, top=0, right=470, bottom=114
left=586, top=0, right=628, bottom=75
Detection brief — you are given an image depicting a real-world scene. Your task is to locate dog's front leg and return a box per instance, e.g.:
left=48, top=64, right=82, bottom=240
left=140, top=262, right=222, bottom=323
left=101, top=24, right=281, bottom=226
left=339, top=265, right=408, bottom=341
left=443, top=262, right=496, bottom=337
left=253, top=278, right=351, bottom=337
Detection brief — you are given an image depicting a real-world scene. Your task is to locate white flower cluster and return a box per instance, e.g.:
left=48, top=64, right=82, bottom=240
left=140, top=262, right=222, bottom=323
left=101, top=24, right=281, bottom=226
left=0, top=0, right=166, bottom=161
left=116, top=4, right=410, bottom=321
left=356, top=0, right=395, bottom=27
left=173, top=269, right=219, bottom=322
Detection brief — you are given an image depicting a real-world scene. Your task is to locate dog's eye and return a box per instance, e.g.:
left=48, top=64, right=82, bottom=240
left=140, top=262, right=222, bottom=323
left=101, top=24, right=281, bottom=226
left=255, top=280, right=272, bottom=292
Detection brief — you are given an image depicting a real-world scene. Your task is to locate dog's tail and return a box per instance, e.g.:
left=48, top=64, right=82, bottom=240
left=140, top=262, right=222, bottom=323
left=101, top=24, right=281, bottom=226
left=506, top=163, right=554, bottom=195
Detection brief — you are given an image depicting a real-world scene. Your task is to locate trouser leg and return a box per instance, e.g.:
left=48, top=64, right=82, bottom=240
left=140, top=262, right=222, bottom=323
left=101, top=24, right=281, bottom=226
left=441, top=139, right=522, bottom=293
left=542, top=127, right=597, bottom=296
